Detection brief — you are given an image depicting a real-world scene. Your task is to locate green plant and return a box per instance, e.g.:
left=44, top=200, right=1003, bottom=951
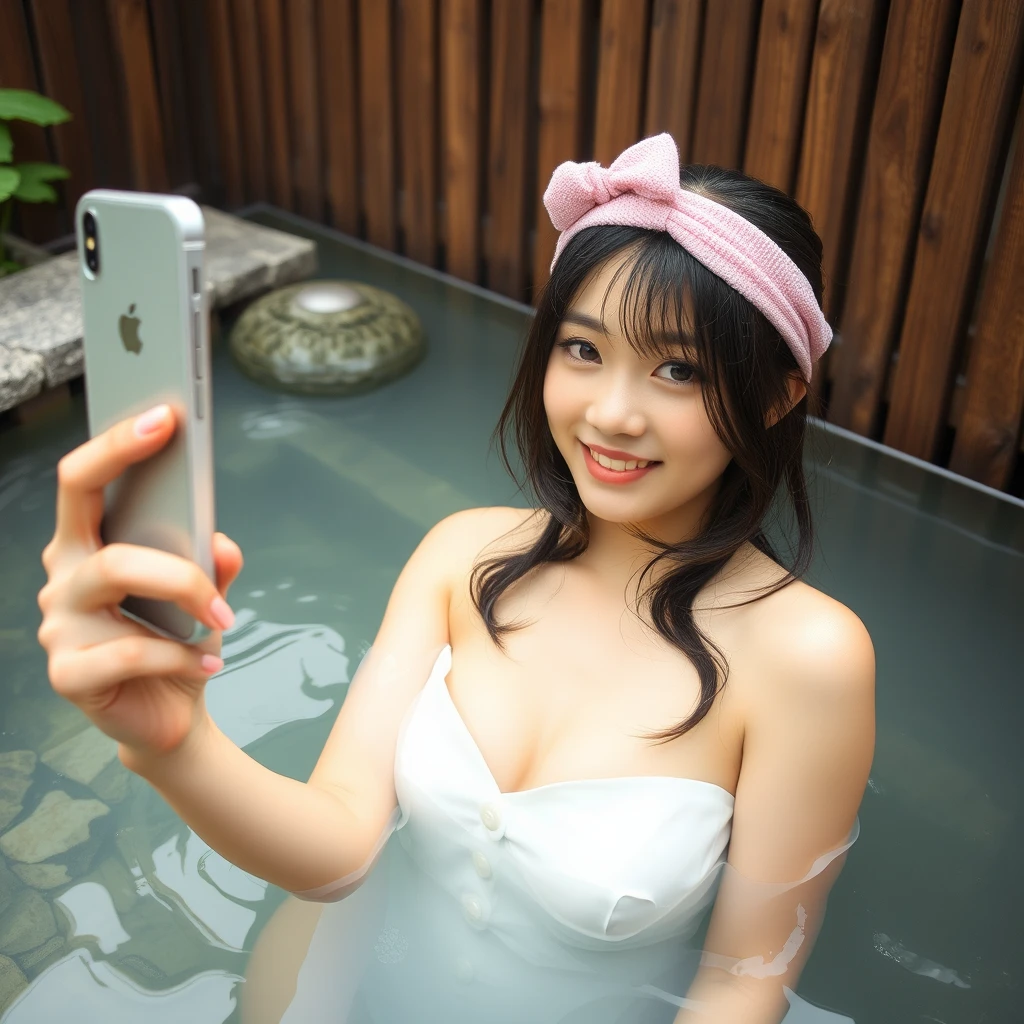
left=0, top=88, right=71, bottom=276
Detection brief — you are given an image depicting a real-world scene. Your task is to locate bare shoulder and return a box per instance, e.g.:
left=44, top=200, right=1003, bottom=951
left=428, top=505, right=545, bottom=584
left=734, top=550, right=875, bottom=706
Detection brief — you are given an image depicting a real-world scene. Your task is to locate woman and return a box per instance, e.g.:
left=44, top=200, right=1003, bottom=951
left=37, top=135, right=874, bottom=1022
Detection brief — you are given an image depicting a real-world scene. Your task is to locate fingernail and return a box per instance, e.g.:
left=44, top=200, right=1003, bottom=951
left=135, top=404, right=170, bottom=436
left=201, top=654, right=224, bottom=675
left=209, top=596, right=235, bottom=631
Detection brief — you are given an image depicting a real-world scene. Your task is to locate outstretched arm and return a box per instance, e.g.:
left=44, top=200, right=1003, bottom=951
left=124, top=508, right=463, bottom=895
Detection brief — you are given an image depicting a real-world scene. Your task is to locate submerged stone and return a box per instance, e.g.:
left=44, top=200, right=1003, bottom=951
left=0, top=862, right=21, bottom=917
left=87, top=759, right=132, bottom=804
left=0, top=752, right=36, bottom=831
left=0, top=953, right=27, bottom=1013
left=0, top=891, right=56, bottom=956
left=230, top=280, right=425, bottom=396
left=11, top=863, right=72, bottom=891
left=78, top=856, right=140, bottom=916
left=41, top=728, right=117, bottom=788
left=14, top=933, right=64, bottom=977
left=0, top=790, right=109, bottom=865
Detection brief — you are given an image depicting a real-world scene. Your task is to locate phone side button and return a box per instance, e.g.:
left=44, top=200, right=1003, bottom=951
left=193, top=311, right=203, bottom=381
left=195, top=380, right=204, bottom=419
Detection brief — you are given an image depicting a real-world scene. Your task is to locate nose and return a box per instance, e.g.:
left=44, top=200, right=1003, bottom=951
left=584, top=374, right=647, bottom=438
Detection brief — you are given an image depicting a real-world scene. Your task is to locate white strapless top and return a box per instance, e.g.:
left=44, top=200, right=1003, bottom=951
left=281, top=643, right=857, bottom=1023
left=393, top=643, right=735, bottom=953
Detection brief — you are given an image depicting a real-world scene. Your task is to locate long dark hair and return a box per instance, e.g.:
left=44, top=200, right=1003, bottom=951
left=471, top=164, right=826, bottom=743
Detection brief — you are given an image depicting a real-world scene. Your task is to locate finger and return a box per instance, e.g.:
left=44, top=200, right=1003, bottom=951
left=212, top=532, right=244, bottom=597
left=48, top=634, right=223, bottom=700
left=69, top=543, right=234, bottom=632
left=55, top=404, right=178, bottom=545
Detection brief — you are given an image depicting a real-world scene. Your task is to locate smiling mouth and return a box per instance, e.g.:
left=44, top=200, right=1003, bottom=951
left=581, top=442, right=661, bottom=472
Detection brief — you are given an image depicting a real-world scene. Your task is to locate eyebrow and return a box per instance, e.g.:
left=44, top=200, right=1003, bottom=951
left=560, top=311, right=696, bottom=347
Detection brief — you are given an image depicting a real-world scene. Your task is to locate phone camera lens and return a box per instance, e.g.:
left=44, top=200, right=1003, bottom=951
left=82, top=211, right=99, bottom=273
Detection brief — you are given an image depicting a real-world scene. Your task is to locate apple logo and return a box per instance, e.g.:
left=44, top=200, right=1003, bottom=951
left=119, top=303, right=143, bottom=354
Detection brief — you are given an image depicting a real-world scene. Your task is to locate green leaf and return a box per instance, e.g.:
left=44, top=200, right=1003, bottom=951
left=14, top=161, right=69, bottom=182
left=0, top=89, right=71, bottom=127
left=0, top=123, right=11, bottom=163
left=0, top=166, right=20, bottom=203
left=12, top=162, right=67, bottom=202
left=0, top=259, right=23, bottom=277
left=14, top=180, right=57, bottom=203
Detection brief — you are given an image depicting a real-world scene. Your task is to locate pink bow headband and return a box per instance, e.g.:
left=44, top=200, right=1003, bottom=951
left=542, top=134, right=831, bottom=382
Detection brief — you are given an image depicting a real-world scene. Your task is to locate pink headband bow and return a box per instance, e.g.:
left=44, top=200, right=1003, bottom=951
left=542, top=134, right=831, bottom=382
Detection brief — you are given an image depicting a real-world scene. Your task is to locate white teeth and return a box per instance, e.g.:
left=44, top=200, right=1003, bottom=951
left=589, top=447, right=651, bottom=471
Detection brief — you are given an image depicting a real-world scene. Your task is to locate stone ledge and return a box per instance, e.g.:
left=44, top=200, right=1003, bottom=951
left=0, top=207, right=317, bottom=414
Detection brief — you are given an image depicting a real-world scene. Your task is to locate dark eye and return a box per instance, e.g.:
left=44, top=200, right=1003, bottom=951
left=556, top=339, right=600, bottom=363
left=654, top=361, right=698, bottom=385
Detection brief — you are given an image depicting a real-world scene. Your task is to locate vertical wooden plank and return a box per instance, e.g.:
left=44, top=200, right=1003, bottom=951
left=320, top=0, right=359, bottom=233
left=486, top=0, right=533, bottom=298
left=396, top=0, right=438, bottom=263
left=106, top=0, right=168, bottom=192
left=286, top=0, right=324, bottom=221
left=743, top=0, right=817, bottom=193
left=884, top=0, right=1024, bottom=461
left=794, top=0, right=884, bottom=324
left=828, top=0, right=959, bottom=435
left=148, top=0, right=195, bottom=189
left=0, top=0, right=60, bottom=240
left=949, top=97, right=1024, bottom=488
left=358, top=0, right=396, bottom=249
left=593, top=0, right=650, bottom=166
left=175, top=0, right=219, bottom=194
left=440, top=0, right=483, bottom=281
left=28, top=0, right=95, bottom=209
left=72, top=0, right=132, bottom=190
left=532, top=0, right=587, bottom=294
left=258, top=0, right=294, bottom=210
left=231, top=0, right=269, bottom=202
left=206, top=0, right=243, bottom=207
left=644, top=0, right=703, bottom=162
left=690, top=0, right=760, bottom=168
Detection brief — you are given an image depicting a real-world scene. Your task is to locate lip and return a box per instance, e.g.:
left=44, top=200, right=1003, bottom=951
left=582, top=440, right=659, bottom=463
left=579, top=440, right=660, bottom=484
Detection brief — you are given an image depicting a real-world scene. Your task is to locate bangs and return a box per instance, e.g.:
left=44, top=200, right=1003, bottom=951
left=596, top=234, right=719, bottom=377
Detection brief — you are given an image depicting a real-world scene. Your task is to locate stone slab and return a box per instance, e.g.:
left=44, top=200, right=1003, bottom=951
left=0, top=206, right=317, bottom=413
left=0, top=346, right=46, bottom=412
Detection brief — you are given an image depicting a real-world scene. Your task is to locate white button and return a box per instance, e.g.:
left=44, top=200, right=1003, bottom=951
left=453, top=956, right=475, bottom=982
left=480, top=802, right=502, bottom=832
left=460, top=892, right=485, bottom=925
left=472, top=851, right=492, bottom=879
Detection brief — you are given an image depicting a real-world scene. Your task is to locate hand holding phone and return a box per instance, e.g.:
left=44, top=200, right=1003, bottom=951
left=37, top=407, right=244, bottom=757
left=76, top=189, right=215, bottom=643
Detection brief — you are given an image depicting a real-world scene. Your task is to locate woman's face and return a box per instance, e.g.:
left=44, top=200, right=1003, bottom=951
left=543, top=253, right=734, bottom=541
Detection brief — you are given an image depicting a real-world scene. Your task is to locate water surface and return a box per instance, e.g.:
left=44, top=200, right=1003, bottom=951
left=0, top=209, right=1020, bottom=1022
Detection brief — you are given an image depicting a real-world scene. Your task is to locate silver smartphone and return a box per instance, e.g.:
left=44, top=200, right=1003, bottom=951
left=77, top=189, right=214, bottom=645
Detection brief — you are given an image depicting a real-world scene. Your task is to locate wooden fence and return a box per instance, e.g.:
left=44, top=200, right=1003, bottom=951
left=2, top=0, right=1023, bottom=495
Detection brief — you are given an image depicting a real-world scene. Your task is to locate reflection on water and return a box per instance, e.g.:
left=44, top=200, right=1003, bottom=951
left=0, top=212, right=1021, bottom=1022
left=239, top=404, right=317, bottom=441
left=871, top=934, right=971, bottom=990
left=208, top=609, right=346, bottom=748
left=3, top=948, right=241, bottom=1024
left=0, top=606, right=347, bottom=1021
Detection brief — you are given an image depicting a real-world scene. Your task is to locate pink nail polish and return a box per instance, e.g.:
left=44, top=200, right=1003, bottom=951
left=201, top=655, right=224, bottom=675
left=209, top=596, right=235, bottom=630
left=135, top=404, right=170, bottom=436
